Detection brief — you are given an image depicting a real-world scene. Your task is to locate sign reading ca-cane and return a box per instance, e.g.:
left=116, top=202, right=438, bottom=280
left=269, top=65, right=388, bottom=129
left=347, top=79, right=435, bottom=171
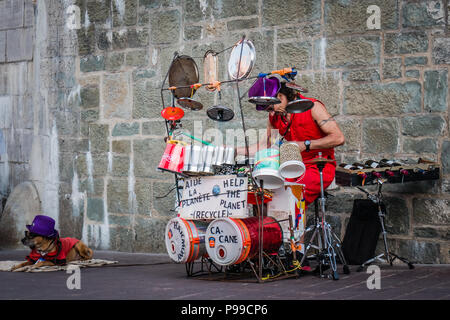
left=179, top=175, right=248, bottom=219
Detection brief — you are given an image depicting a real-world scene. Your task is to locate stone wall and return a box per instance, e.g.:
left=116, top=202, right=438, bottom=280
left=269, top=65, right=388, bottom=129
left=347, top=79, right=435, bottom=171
left=0, top=0, right=449, bottom=263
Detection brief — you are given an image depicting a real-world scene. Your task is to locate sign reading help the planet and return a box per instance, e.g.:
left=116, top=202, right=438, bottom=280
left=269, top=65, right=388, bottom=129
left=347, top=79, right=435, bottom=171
left=179, top=175, right=248, bottom=219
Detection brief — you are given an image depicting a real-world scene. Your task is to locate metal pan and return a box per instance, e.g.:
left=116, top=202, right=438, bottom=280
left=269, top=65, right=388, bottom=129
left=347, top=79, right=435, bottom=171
left=168, top=55, right=199, bottom=99
left=228, top=39, right=256, bottom=80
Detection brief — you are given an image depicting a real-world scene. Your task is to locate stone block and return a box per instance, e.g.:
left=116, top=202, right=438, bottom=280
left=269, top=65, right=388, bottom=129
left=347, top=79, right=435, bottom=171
left=413, top=198, right=450, bottom=225
left=6, top=28, right=33, bottom=62
left=262, top=0, right=321, bottom=27
left=324, top=0, right=398, bottom=35
left=432, top=37, right=450, bottom=64
left=107, top=179, right=130, bottom=214
left=112, top=30, right=128, bottom=50
left=103, top=73, right=132, bottom=119
left=362, top=118, right=398, bottom=153
left=442, top=140, right=450, bottom=174
left=80, top=55, right=105, bottom=73
left=384, top=31, right=428, bottom=55
left=133, top=138, right=166, bottom=178
left=105, top=52, right=125, bottom=72
left=424, top=70, right=448, bottom=112
left=112, top=155, right=130, bottom=177
left=85, top=0, right=112, bottom=25
left=112, top=122, right=140, bottom=136
left=405, top=70, right=420, bottom=79
left=80, top=85, right=100, bottom=109
left=404, top=56, right=428, bottom=66
left=277, top=41, right=312, bottom=70
left=133, top=78, right=162, bottom=119
left=150, top=9, right=180, bottom=44
left=413, top=227, right=439, bottom=238
left=112, top=140, right=131, bottom=154
left=133, top=217, right=169, bottom=253
left=141, top=0, right=180, bottom=9
left=142, top=120, right=167, bottom=136
left=395, top=239, right=441, bottom=264
left=343, top=81, right=421, bottom=116
left=77, top=26, right=96, bottom=56
left=112, top=0, right=138, bottom=27
left=108, top=214, right=131, bottom=227
left=0, top=0, right=24, bottom=30
left=227, top=18, right=259, bottom=31
left=402, top=0, right=445, bottom=28
left=213, top=0, right=257, bottom=19
left=321, top=36, right=380, bottom=69
left=109, top=226, right=133, bottom=252
left=135, top=179, right=152, bottom=215
left=152, top=181, right=176, bottom=217
left=0, top=31, right=5, bottom=63
left=87, top=198, right=104, bottom=222
left=383, top=197, right=409, bottom=235
left=342, top=69, right=380, bottom=82
left=127, top=28, right=149, bottom=48
left=401, top=115, right=446, bottom=137
left=80, top=177, right=104, bottom=197
left=89, top=124, right=109, bottom=153
left=125, top=50, right=148, bottom=67
left=81, top=109, right=99, bottom=123
left=294, top=72, right=341, bottom=116
left=382, top=58, right=402, bottom=79
left=183, top=25, right=202, bottom=41
left=403, top=137, right=438, bottom=154
left=335, top=118, right=361, bottom=152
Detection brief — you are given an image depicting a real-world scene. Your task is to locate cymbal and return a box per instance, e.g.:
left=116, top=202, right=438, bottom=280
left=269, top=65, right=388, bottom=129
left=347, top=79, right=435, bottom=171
left=304, top=157, right=336, bottom=164
left=286, top=99, right=314, bottom=114
left=206, top=105, right=235, bottom=122
left=177, top=97, right=203, bottom=111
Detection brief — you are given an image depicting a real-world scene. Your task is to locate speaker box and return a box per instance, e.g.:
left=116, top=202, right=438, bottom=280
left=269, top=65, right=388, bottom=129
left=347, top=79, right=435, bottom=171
left=342, top=199, right=384, bottom=265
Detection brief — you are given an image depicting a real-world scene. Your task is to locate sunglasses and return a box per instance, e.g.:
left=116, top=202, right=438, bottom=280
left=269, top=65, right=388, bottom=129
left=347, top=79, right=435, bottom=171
left=24, top=231, right=41, bottom=238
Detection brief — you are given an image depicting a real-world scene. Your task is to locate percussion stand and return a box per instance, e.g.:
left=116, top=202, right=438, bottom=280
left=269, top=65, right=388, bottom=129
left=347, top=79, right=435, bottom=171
left=299, top=157, right=349, bottom=280
left=356, top=181, right=414, bottom=271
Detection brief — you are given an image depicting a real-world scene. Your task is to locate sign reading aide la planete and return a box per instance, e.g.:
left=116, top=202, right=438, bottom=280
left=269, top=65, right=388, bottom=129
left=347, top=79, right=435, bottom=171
left=179, top=175, right=248, bottom=219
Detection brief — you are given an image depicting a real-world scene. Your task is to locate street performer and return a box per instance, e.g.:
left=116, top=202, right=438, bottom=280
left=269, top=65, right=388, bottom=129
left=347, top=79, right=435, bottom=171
left=238, top=80, right=345, bottom=208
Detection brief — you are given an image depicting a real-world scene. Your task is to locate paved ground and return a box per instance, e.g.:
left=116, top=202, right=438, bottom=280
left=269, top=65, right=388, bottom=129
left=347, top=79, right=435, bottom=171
left=0, top=249, right=449, bottom=300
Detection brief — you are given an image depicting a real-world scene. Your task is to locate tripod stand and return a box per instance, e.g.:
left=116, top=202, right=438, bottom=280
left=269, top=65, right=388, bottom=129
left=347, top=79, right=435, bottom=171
left=356, top=180, right=414, bottom=271
left=299, top=157, right=350, bottom=280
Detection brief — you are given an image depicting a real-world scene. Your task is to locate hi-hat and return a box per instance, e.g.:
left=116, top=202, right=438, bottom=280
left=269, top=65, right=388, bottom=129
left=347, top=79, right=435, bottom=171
left=286, top=99, right=314, bottom=114
left=207, top=105, right=235, bottom=122
left=248, top=96, right=281, bottom=107
left=161, top=106, right=184, bottom=121
left=177, top=97, right=204, bottom=111
left=286, top=82, right=308, bottom=93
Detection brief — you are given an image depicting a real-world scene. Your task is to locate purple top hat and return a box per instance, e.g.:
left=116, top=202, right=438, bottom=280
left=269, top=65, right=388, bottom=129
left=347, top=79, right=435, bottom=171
left=248, top=77, right=281, bottom=110
left=26, top=215, right=59, bottom=238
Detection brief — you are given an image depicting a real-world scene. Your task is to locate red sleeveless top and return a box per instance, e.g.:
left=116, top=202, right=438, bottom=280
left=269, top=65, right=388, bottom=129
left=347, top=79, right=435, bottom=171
left=268, top=95, right=335, bottom=162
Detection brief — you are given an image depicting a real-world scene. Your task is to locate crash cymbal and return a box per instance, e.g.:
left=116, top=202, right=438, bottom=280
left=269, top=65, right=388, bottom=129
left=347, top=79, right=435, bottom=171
left=304, top=157, right=336, bottom=164
left=161, top=106, right=184, bottom=121
left=206, top=105, right=235, bottom=122
left=286, top=99, right=314, bottom=114
left=168, top=55, right=199, bottom=99
left=177, top=97, right=203, bottom=111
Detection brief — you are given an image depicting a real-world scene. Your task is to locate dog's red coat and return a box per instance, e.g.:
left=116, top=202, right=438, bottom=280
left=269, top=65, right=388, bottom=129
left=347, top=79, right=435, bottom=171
left=26, top=237, right=80, bottom=265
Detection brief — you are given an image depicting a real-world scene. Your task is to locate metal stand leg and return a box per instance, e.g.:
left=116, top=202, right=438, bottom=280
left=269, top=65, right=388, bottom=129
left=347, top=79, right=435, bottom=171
left=356, top=182, right=415, bottom=272
left=300, top=159, right=350, bottom=280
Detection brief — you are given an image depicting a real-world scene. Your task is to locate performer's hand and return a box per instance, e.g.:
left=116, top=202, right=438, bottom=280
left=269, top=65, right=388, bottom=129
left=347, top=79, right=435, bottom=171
left=297, top=141, right=306, bottom=153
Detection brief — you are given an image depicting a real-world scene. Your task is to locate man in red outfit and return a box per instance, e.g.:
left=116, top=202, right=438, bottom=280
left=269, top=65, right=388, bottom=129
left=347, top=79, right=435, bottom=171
left=267, top=82, right=345, bottom=207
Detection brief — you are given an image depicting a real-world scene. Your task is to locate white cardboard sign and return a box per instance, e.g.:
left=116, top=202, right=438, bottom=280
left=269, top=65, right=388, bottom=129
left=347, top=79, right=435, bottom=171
left=179, top=175, right=248, bottom=219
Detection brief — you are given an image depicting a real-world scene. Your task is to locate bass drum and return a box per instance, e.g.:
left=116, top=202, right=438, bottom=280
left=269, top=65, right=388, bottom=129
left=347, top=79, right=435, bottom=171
left=205, top=216, right=282, bottom=266
left=165, top=217, right=208, bottom=263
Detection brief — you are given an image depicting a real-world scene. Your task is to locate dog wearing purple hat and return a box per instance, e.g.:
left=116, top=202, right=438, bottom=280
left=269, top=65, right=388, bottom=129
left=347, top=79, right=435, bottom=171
left=11, top=215, right=93, bottom=272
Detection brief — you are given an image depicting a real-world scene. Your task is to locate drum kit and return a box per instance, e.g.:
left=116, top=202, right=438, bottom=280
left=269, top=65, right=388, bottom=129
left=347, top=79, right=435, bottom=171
left=158, top=36, right=349, bottom=282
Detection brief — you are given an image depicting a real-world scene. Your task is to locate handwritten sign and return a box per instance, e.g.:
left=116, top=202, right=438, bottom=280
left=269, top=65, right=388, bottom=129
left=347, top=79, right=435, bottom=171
left=179, top=175, right=248, bottom=219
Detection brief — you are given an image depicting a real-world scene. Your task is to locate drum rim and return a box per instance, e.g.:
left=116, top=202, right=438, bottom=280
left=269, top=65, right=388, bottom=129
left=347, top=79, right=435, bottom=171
left=165, top=217, right=192, bottom=263
left=279, top=160, right=306, bottom=179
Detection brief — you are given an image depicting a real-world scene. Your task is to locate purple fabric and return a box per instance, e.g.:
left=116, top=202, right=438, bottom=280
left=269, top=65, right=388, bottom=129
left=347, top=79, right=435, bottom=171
left=249, top=77, right=280, bottom=111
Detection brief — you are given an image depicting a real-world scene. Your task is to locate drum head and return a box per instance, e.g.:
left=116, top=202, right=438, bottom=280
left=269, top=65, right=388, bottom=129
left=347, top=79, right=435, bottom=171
left=168, top=55, right=199, bottom=99
left=177, top=97, right=204, bottom=111
left=248, top=96, right=281, bottom=106
left=205, top=218, right=245, bottom=266
left=161, top=106, right=184, bottom=121
left=206, top=105, right=235, bottom=122
left=286, top=99, right=314, bottom=114
left=228, top=40, right=256, bottom=80
left=203, top=50, right=218, bottom=92
left=165, top=218, right=192, bottom=263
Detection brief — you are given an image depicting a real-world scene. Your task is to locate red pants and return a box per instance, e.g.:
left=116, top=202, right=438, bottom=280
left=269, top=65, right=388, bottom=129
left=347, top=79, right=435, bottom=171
left=289, top=163, right=336, bottom=207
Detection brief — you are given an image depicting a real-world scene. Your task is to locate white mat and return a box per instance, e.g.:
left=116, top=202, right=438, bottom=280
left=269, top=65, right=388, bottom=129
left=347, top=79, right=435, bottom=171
left=0, top=259, right=118, bottom=272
